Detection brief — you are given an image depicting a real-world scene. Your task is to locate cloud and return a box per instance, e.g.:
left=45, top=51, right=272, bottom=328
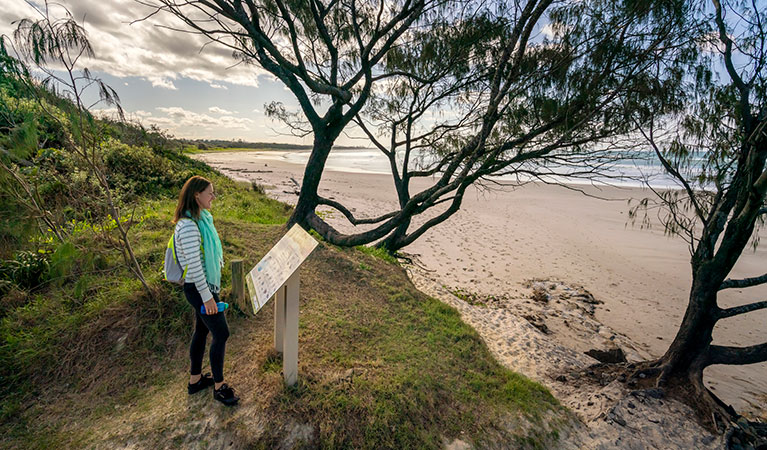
left=209, top=106, right=235, bottom=114
left=0, top=0, right=266, bottom=88
left=148, top=76, right=178, bottom=90
left=540, top=22, right=570, bottom=40
left=154, top=106, right=254, bottom=130
left=210, top=83, right=228, bottom=90
left=541, top=23, right=557, bottom=39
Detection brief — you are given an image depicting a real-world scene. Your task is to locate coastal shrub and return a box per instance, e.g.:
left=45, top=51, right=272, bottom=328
left=103, top=140, right=219, bottom=202
left=0, top=88, right=70, bottom=155
left=103, top=120, right=182, bottom=153
left=0, top=250, right=50, bottom=292
left=47, top=241, right=79, bottom=283
left=103, top=140, right=178, bottom=200
left=28, top=148, right=78, bottom=206
left=0, top=191, right=35, bottom=258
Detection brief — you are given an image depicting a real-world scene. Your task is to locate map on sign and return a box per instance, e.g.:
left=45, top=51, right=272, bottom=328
left=246, top=224, right=319, bottom=314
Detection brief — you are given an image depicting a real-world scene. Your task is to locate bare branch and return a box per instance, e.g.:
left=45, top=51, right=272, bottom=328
left=718, top=300, right=767, bottom=319
left=708, top=342, right=767, bottom=366
left=720, top=273, right=767, bottom=290
left=712, top=0, right=751, bottom=117
left=317, top=196, right=397, bottom=225
left=352, top=115, right=390, bottom=157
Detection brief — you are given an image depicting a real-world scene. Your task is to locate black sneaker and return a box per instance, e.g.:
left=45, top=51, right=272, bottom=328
left=188, top=373, right=215, bottom=394
left=213, top=383, right=239, bottom=406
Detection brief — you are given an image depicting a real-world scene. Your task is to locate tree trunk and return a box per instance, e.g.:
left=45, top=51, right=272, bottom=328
left=377, top=176, right=412, bottom=252
left=683, top=348, right=738, bottom=432
left=658, top=280, right=719, bottom=376
left=289, top=134, right=335, bottom=229
left=377, top=217, right=411, bottom=252
left=647, top=266, right=738, bottom=430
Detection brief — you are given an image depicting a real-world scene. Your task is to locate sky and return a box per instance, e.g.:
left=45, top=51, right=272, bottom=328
left=0, top=1, right=569, bottom=148
left=0, top=0, right=325, bottom=145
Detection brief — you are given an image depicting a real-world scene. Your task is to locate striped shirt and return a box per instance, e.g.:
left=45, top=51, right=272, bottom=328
left=174, top=218, right=220, bottom=302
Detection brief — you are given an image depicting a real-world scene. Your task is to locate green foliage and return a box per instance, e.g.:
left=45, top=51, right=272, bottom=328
left=276, top=264, right=560, bottom=449
left=103, top=120, right=181, bottom=153
left=356, top=244, right=399, bottom=264
left=47, top=241, right=77, bottom=282
left=213, top=184, right=291, bottom=225
left=0, top=189, right=36, bottom=258
left=0, top=250, right=50, bottom=292
left=102, top=140, right=187, bottom=200
left=0, top=88, right=70, bottom=159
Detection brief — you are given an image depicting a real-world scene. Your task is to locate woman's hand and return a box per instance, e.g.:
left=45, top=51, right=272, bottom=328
left=203, top=298, right=218, bottom=315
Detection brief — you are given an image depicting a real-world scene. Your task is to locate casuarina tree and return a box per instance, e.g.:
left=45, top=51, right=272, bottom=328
left=149, top=0, right=689, bottom=251
left=630, top=0, right=767, bottom=433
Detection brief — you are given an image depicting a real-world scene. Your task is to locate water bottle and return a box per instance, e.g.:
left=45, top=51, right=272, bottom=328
left=201, top=302, right=229, bottom=315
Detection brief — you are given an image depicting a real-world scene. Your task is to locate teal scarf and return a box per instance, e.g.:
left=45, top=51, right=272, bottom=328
left=186, top=209, right=223, bottom=291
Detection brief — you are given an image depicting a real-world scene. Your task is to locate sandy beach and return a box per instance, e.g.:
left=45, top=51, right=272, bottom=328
left=197, top=151, right=767, bottom=424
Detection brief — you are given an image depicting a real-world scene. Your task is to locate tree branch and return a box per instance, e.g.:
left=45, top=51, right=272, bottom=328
left=712, top=0, right=752, bottom=123
left=352, top=115, right=391, bottom=157
left=635, top=117, right=707, bottom=223
left=393, top=180, right=472, bottom=249
left=708, top=342, right=767, bottom=366
left=718, top=300, right=767, bottom=319
left=720, top=273, right=767, bottom=290
left=317, top=196, right=397, bottom=225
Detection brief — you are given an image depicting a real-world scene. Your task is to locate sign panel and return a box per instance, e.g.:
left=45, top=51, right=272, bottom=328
left=246, top=224, right=318, bottom=313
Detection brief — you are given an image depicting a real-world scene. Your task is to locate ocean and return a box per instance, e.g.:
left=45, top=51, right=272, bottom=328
left=244, top=148, right=701, bottom=189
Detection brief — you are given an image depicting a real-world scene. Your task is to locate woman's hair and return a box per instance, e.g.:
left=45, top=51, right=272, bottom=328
left=173, top=176, right=212, bottom=223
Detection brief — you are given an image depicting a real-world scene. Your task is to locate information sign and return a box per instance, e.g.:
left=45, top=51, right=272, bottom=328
left=246, top=224, right=318, bottom=314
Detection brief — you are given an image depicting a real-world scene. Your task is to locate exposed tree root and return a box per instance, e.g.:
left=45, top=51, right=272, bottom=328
left=627, top=358, right=667, bottom=384
left=580, top=360, right=767, bottom=449
left=682, top=373, right=736, bottom=433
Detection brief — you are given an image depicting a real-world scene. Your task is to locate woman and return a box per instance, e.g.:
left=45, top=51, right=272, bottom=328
left=173, top=175, right=238, bottom=406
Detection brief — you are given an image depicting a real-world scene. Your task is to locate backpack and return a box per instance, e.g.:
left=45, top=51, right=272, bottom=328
left=163, top=219, right=202, bottom=285
left=163, top=233, right=187, bottom=285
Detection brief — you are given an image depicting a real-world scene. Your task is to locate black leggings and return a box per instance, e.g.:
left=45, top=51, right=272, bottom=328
left=183, top=283, right=230, bottom=383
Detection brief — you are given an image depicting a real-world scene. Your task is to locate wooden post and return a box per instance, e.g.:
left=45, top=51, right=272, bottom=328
left=231, top=259, right=247, bottom=315
left=283, top=271, right=300, bottom=386
left=273, top=271, right=300, bottom=386
left=274, top=284, right=285, bottom=354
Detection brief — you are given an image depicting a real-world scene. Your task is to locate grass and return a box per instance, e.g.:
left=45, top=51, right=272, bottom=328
left=0, top=171, right=567, bottom=449
left=355, top=244, right=400, bottom=264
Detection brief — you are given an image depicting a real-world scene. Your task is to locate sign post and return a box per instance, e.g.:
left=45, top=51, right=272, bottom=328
left=245, top=224, right=318, bottom=386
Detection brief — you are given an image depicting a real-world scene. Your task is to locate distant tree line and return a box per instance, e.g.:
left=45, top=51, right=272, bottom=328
left=184, top=139, right=362, bottom=151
